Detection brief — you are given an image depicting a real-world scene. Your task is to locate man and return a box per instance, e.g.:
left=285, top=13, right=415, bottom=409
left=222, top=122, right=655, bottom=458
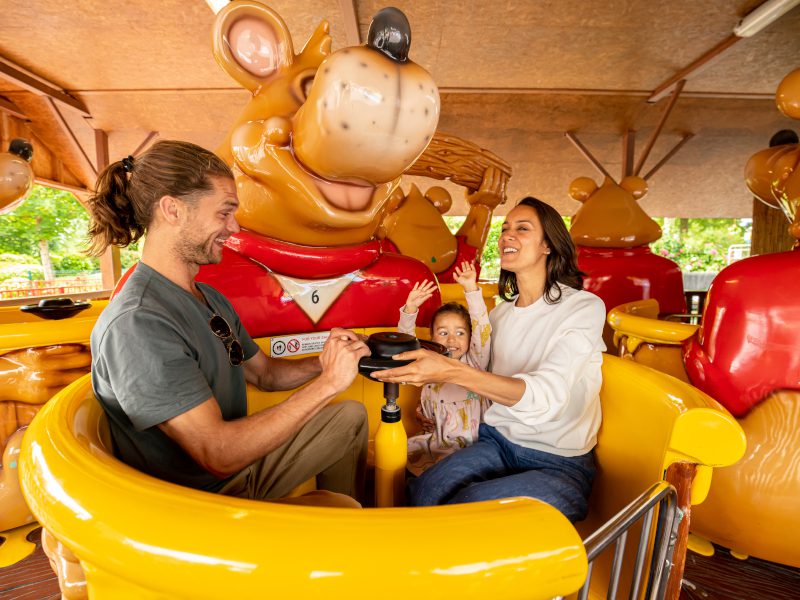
left=88, top=140, right=370, bottom=506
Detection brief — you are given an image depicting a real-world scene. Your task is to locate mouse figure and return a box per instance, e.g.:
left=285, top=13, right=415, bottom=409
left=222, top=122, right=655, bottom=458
left=379, top=158, right=509, bottom=282
left=0, top=139, right=34, bottom=214
left=196, top=3, right=442, bottom=336
left=568, top=175, right=686, bottom=347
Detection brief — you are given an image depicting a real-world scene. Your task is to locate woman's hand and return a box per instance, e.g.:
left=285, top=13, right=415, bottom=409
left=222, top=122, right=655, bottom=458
left=371, top=348, right=460, bottom=386
left=453, top=261, right=478, bottom=292
left=402, top=280, right=437, bottom=314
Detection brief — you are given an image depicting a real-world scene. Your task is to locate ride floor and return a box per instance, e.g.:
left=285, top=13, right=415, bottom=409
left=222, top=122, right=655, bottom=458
left=1, top=528, right=799, bottom=599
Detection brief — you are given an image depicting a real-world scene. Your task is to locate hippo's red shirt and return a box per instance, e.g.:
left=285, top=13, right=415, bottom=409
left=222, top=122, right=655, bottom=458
left=196, top=231, right=440, bottom=338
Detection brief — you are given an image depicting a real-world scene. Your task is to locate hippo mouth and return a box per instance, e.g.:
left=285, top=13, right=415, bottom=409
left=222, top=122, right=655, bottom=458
left=295, top=154, right=377, bottom=212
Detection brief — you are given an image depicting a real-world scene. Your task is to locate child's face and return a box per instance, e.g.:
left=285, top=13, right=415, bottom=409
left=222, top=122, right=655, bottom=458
left=432, top=312, right=470, bottom=359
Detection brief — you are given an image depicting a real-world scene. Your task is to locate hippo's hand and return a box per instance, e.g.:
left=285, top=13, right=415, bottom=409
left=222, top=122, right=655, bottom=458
left=466, top=167, right=507, bottom=209
left=0, top=344, right=91, bottom=404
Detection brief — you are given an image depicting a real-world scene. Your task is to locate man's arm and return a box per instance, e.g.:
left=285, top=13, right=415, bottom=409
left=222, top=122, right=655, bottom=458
left=243, top=351, right=321, bottom=392
left=158, top=328, right=369, bottom=477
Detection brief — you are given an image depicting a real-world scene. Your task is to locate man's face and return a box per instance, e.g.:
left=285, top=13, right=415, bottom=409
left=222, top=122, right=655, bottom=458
left=175, top=177, right=240, bottom=266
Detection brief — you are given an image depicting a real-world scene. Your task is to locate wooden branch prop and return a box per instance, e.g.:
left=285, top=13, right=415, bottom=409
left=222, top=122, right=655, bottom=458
left=407, top=131, right=512, bottom=192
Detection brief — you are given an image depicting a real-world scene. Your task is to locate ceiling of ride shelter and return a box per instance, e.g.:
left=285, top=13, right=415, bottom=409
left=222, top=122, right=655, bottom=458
left=0, top=0, right=798, bottom=218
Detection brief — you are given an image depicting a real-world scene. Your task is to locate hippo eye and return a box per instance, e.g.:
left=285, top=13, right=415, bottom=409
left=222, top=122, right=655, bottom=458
left=290, top=69, right=317, bottom=104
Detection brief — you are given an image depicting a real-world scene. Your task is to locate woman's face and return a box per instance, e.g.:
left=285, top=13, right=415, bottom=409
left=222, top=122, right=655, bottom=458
left=499, top=204, right=550, bottom=273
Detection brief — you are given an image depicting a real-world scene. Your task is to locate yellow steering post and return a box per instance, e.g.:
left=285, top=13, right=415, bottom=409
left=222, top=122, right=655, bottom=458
left=374, top=384, right=407, bottom=507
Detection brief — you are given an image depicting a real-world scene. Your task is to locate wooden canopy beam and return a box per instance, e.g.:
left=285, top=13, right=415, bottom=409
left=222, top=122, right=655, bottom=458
left=0, top=95, right=27, bottom=120
left=132, top=131, right=159, bottom=157
left=647, top=34, right=741, bottom=103
left=338, top=0, right=361, bottom=46
left=33, top=177, right=89, bottom=199
left=643, top=133, right=695, bottom=181
left=622, top=129, right=635, bottom=179
left=0, top=56, right=91, bottom=118
left=634, top=80, right=685, bottom=177
left=565, top=131, right=615, bottom=182
left=45, top=98, right=97, bottom=178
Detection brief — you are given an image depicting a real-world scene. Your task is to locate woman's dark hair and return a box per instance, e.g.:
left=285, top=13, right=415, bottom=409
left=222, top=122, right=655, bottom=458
left=431, top=302, right=472, bottom=338
left=87, top=140, right=233, bottom=256
left=498, top=196, right=585, bottom=304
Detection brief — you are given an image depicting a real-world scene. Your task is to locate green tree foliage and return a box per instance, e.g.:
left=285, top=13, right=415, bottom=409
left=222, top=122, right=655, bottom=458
left=0, top=186, right=93, bottom=278
left=651, top=217, right=751, bottom=273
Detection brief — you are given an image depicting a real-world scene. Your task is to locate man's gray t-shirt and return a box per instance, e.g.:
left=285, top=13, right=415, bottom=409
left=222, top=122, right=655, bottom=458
left=91, top=263, right=260, bottom=492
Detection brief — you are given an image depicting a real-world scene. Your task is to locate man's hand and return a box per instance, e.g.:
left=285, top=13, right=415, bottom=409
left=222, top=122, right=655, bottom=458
left=402, top=280, right=437, bottom=314
left=318, top=327, right=371, bottom=393
left=371, top=348, right=459, bottom=387
left=453, top=261, right=479, bottom=292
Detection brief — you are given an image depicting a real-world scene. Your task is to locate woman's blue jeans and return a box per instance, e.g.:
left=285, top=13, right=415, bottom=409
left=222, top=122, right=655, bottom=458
left=406, top=423, right=596, bottom=522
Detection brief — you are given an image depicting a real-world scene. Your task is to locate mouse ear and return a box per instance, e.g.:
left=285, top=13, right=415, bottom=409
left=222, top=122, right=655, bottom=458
left=568, top=177, right=597, bottom=203
left=620, top=176, right=648, bottom=200
left=212, top=2, right=296, bottom=92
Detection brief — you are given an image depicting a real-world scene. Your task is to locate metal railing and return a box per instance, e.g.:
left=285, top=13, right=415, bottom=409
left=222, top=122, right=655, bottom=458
left=576, top=482, right=680, bottom=600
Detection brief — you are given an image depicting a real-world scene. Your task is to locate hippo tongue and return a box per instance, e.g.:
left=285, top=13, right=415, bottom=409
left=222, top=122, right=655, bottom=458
left=313, top=175, right=375, bottom=211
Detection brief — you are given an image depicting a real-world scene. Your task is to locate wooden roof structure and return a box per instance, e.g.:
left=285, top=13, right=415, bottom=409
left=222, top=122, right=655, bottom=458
left=1, top=0, right=798, bottom=219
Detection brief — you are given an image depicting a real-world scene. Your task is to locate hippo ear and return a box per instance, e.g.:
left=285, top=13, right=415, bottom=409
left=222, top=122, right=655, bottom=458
left=568, top=177, right=597, bottom=203
left=212, top=2, right=296, bottom=92
left=620, top=176, right=648, bottom=200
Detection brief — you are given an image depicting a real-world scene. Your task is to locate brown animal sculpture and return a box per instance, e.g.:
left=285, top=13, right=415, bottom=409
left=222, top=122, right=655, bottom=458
left=379, top=164, right=508, bottom=281
left=195, top=2, right=443, bottom=335
left=569, top=175, right=686, bottom=347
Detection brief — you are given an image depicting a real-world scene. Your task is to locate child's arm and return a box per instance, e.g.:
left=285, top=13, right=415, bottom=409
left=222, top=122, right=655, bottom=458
left=398, top=280, right=437, bottom=336
left=454, top=261, right=491, bottom=370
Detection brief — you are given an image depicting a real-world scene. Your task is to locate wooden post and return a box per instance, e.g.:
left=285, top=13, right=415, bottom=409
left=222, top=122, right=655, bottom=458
left=622, top=129, right=635, bottom=179
left=664, top=461, right=697, bottom=600
left=751, top=198, right=794, bottom=256
left=94, top=129, right=122, bottom=289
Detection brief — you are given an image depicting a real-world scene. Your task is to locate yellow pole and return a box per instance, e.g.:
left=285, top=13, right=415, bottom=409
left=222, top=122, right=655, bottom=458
left=374, top=385, right=407, bottom=507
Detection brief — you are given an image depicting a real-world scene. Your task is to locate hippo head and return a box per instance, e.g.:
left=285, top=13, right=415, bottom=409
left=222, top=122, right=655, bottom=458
left=212, top=2, right=440, bottom=246
left=568, top=175, right=661, bottom=248
left=0, top=139, right=34, bottom=214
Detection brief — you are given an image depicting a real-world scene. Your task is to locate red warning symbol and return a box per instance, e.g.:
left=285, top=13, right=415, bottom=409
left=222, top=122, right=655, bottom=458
left=287, top=338, right=300, bottom=353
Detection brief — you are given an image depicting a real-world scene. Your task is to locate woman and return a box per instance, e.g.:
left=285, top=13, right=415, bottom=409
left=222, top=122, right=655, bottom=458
left=373, top=197, right=606, bottom=522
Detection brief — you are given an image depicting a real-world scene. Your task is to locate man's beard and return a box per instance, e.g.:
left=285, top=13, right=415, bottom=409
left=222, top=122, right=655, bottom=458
left=175, top=230, right=221, bottom=266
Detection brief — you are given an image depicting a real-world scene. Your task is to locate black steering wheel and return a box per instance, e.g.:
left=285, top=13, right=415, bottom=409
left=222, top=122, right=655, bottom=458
left=358, top=331, right=448, bottom=377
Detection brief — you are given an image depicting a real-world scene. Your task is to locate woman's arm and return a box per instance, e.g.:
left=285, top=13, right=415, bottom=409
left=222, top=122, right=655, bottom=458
left=372, top=349, right=526, bottom=407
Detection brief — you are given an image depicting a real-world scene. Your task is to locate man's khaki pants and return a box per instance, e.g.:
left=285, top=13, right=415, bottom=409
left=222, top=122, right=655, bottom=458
left=219, top=401, right=368, bottom=507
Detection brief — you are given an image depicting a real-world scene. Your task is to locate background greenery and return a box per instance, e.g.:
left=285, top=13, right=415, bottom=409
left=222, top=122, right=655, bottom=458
left=0, top=186, right=142, bottom=283
left=445, top=215, right=752, bottom=280
left=0, top=187, right=752, bottom=287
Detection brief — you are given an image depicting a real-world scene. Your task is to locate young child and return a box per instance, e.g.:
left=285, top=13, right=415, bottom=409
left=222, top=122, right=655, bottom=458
left=398, top=261, right=492, bottom=476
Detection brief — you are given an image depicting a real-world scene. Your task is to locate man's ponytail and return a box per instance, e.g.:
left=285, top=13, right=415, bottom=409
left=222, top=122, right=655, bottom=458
left=87, top=160, right=145, bottom=256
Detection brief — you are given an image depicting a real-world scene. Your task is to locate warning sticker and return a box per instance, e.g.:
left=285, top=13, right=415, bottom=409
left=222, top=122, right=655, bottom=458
left=270, top=331, right=331, bottom=357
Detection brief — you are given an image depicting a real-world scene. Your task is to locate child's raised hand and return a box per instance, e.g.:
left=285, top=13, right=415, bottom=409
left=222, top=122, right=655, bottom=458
left=453, top=261, right=478, bottom=292
left=403, top=280, right=437, bottom=314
